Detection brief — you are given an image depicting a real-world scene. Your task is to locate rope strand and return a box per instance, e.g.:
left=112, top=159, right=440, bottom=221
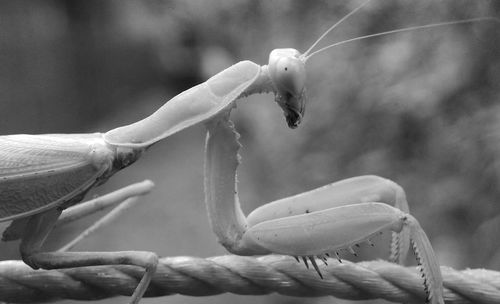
left=0, top=255, right=499, bottom=303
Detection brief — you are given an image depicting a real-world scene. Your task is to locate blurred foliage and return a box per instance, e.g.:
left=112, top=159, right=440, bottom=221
left=0, top=0, right=499, bottom=304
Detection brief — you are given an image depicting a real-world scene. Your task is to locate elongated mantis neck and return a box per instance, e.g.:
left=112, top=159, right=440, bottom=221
left=240, top=65, right=275, bottom=97
left=104, top=61, right=278, bottom=149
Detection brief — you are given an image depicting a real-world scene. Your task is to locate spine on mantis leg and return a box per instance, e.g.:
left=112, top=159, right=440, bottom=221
left=204, top=116, right=268, bottom=255
left=406, top=215, right=444, bottom=304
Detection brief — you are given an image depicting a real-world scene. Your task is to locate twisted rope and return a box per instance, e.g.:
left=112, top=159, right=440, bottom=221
left=1, top=255, right=499, bottom=303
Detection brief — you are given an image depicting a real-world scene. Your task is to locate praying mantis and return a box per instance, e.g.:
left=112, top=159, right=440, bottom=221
left=1, top=1, right=498, bottom=303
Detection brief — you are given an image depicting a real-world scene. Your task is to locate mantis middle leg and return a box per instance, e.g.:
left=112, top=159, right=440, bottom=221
left=19, top=207, right=158, bottom=304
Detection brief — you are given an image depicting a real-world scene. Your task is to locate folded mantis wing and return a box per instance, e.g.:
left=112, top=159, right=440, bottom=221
left=0, top=134, right=112, bottom=222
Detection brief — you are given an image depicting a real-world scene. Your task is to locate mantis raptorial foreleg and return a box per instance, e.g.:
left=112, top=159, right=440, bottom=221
left=246, top=175, right=411, bottom=264
left=204, top=115, right=443, bottom=303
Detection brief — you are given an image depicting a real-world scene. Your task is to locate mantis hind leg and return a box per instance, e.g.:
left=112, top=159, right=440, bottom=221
left=20, top=208, right=158, bottom=304
left=247, top=175, right=410, bottom=264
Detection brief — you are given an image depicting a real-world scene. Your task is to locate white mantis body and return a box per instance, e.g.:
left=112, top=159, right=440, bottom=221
left=1, top=0, right=497, bottom=303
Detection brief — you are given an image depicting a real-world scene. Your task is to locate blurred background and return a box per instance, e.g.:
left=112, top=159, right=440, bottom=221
left=0, top=0, right=499, bottom=303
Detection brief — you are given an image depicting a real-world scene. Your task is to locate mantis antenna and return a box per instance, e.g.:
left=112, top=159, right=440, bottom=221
left=299, top=0, right=500, bottom=63
left=303, top=17, right=500, bottom=62
left=301, top=0, right=374, bottom=58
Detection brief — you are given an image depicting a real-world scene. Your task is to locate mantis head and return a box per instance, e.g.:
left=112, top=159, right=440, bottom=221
left=266, top=0, right=496, bottom=129
left=268, top=48, right=307, bottom=129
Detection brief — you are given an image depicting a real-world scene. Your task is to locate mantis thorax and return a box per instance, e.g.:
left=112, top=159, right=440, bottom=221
left=113, top=146, right=144, bottom=170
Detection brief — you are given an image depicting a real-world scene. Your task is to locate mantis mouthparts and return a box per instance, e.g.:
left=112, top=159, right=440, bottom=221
left=277, top=90, right=306, bottom=129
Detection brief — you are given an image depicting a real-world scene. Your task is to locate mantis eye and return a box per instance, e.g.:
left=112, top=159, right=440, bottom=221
left=269, top=49, right=307, bottom=129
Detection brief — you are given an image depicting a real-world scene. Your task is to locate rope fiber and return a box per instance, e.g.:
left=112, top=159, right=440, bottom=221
left=0, top=255, right=499, bottom=303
